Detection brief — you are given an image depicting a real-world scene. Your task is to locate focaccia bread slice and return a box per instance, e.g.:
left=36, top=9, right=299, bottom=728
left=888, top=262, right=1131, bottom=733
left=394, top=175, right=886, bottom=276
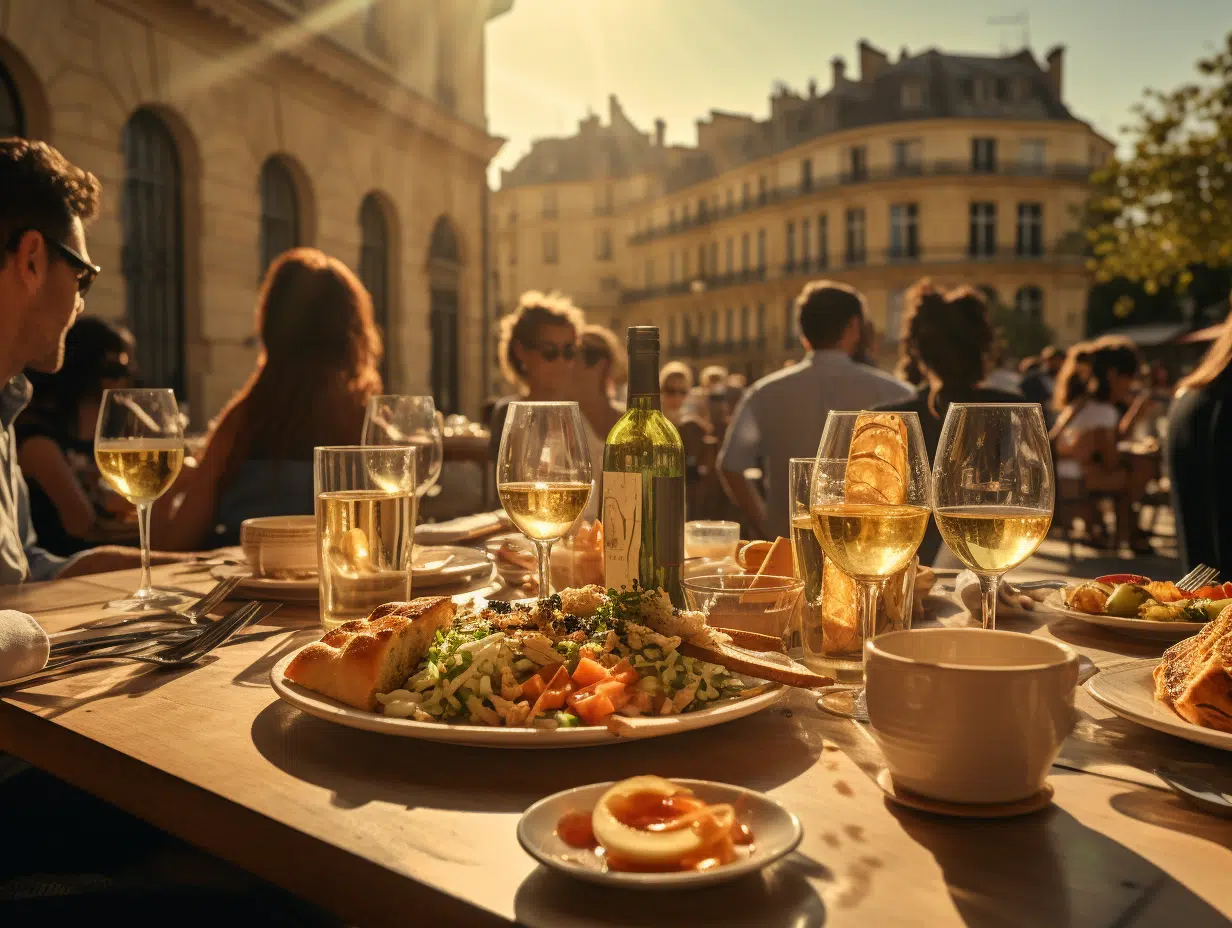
left=285, top=597, right=457, bottom=710
left=1154, top=605, right=1232, bottom=732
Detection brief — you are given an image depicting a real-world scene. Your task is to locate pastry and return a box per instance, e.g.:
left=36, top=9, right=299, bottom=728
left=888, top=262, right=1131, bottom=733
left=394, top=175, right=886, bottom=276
left=1154, top=605, right=1232, bottom=732
left=284, top=597, right=457, bottom=710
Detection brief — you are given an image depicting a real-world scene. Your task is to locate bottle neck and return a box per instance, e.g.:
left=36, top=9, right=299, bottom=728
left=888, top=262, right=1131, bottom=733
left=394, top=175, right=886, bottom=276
left=627, top=349, right=661, bottom=411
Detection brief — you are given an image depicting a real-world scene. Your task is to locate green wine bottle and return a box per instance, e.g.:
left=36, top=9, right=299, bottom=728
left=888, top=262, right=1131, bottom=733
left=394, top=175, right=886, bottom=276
left=602, top=326, right=685, bottom=606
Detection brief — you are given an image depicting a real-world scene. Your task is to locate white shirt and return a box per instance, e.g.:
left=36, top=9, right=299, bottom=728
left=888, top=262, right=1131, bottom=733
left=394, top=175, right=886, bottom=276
left=717, top=351, right=914, bottom=537
left=1056, top=401, right=1120, bottom=479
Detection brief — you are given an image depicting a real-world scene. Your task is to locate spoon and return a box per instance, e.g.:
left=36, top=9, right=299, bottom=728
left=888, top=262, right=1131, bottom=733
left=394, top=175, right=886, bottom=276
left=1155, top=767, right=1232, bottom=818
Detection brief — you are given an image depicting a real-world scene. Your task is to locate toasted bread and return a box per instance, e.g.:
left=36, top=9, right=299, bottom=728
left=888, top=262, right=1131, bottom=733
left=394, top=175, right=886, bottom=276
left=1154, top=605, right=1232, bottom=732
left=284, top=597, right=457, bottom=710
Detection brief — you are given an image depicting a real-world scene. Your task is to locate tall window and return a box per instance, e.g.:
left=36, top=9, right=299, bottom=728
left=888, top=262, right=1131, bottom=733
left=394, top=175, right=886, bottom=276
left=542, top=189, right=558, bottom=218
left=0, top=58, right=23, bottom=136
left=697, top=198, right=707, bottom=222
left=709, top=310, right=719, bottom=343
left=892, top=139, right=922, bottom=175
left=756, top=229, right=766, bottom=272
left=428, top=217, right=461, bottom=413
left=889, top=203, right=919, bottom=260
left=595, top=184, right=614, bottom=215
left=756, top=302, right=766, bottom=340
left=359, top=194, right=391, bottom=362
left=668, top=252, right=678, bottom=283
left=741, top=182, right=751, bottom=209
left=1016, top=203, right=1043, bottom=257
left=741, top=305, right=750, bottom=343
left=971, top=137, right=997, bottom=173
left=709, top=242, right=718, bottom=277
left=681, top=248, right=689, bottom=279
left=543, top=230, right=559, bottom=264
left=1015, top=285, right=1044, bottom=319
left=757, top=175, right=768, bottom=205
left=725, top=307, right=734, bottom=344
left=817, top=214, right=828, bottom=269
left=259, top=157, right=301, bottom=274
left=596, top=227, right=612, bottom=261
left=801, top=220, right=811, bottom=270
left=785, top=221, right=796, bottom=271
left=741, top=233, right=750, bottom=273
left=725, top=237, right=734, bottom=274
left=969, top=202, right=997, bottom=257
left=844, top=208, right=866, bottom=265
left=847, top=146, right=868, bottom=182
left=668, top=206, right=677, bottom=229
left=122, top=110, right=185, bottom=396
left=1018, top=139, right=1046, bottom=174
left=800, top=159, right=813, bottom=192
left=726, top=188, right=734, bottom=211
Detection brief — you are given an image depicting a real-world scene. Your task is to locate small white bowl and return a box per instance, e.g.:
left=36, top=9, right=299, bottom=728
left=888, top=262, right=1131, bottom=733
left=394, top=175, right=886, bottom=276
left=865, top=628, right=1078, bottom=805
left=240, top=515, right=316, bottom=579
left=517, top=778, right=802, bottom=890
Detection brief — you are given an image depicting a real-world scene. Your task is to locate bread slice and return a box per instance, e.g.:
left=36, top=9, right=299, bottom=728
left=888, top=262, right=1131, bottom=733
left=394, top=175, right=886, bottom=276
left=284, top=597, right=457, bottom=710
left=1154, top=605, right=1232, bottom=732
left=741, top=536, right=795, bottom=604
left=680, top=627, right=833, bottom=689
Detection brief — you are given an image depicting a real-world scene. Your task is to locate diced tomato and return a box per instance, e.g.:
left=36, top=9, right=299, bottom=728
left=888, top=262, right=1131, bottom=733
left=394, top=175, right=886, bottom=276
left=571, top=657, right=611, bottom=688
left=629, top=689, right=652, bottom=713
left=520, top=674, right=546, bottom=702
left=565, top=680, right=604, bottom=707
left=1094, top=573, right=1149, bottom=586
left=609, top=658, right=638, bottom=685
left=530, top=666, right=572, bottom=718
left=572, top=693, right=616, bottom=726
left=536, top=662, right=564, bottom=681
left=594, top=679, right=631, bottom=710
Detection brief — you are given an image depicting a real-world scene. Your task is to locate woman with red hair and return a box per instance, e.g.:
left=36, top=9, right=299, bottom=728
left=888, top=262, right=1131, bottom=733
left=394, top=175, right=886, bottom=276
left=154, top=247, right=383, bottom=549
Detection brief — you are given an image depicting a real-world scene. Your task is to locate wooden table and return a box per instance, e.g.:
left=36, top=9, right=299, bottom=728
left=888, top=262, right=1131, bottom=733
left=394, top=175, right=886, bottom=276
left=1, top=564, right=1231, bottom=927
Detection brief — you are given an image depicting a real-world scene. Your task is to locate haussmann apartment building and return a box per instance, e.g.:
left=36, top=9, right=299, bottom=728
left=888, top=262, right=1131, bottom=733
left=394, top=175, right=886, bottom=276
left=490, top=40, right=1114, bottom=386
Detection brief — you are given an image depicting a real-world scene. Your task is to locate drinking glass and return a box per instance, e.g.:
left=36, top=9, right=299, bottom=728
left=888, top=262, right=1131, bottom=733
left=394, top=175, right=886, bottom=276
left=315, top=445, right=417, bottom=631
left=933, top=403, right=1054, bottom=630
left=362, top=395, right=444, bottom=498
left=684, top=520, right=740, bottom=562
left=94, top=388, right=185, bottom=610
left=809, top=411, right=932, bottom=719
left=496, top=402, right=593, bottom=599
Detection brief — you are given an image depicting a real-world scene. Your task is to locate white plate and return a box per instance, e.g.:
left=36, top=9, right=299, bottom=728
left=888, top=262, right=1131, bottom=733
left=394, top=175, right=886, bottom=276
left=1086, top=659, right=1232, bottom=752
left=210, top=564, right=318, bottom=601
left=270, top=648, right=784, bottom=749
left=1039, top=590, right=1205, bottom=638
left=517, top=778, right=802, bottom=889
left=413, top=545, right=492, bottom=588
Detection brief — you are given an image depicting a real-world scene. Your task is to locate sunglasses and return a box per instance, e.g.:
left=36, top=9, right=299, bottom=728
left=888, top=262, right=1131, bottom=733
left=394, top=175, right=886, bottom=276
left=532, top=341, right=578, bottom=362
left=581, top=344, right=609, bottom=367
left=6, top=228, right=100, bottom=295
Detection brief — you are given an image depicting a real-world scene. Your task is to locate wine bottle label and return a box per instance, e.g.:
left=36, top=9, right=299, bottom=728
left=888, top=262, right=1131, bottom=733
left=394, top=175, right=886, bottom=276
left=654, top=475, right=685, bottom=568
left=602, top=471, right=642, bottom=591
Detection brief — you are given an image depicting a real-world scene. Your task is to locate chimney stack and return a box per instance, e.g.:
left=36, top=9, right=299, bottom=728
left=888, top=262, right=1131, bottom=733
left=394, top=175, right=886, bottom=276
left=857, top=40, right=889, bottom=82
left=808, top=77, right=818, bottom=98
left=654, top=118, right=666, bottom=147
left=831, top=56, right=846, bottom=86
left=1045, top=45, right=1065, bottom=98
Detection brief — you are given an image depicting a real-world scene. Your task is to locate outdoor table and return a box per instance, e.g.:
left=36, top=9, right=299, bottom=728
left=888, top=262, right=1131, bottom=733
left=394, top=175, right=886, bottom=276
left=0, top=563, right=1229, bottom=927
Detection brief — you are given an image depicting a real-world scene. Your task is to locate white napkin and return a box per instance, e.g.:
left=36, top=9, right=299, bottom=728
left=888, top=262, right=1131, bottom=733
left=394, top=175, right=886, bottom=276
left=415, top=510, right=513, bottom=545
left=954, top=571, right=1051, bottom=616
left=0, top=610, right=50, bottom=682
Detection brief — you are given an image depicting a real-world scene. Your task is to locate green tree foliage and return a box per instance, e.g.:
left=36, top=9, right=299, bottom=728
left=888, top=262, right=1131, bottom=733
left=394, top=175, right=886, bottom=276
left=989, top=301, right=1054, bottom=360
left=1086, top=32, right=1232, bottom=292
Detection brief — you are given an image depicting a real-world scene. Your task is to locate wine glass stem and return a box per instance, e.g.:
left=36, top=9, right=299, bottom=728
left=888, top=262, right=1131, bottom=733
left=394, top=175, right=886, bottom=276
left=859, top=579, right=882, bottom=671
left=978, top=573, right=999, bottom=630
left=535, top=540, right=553, bottom=599
left=135, top=501, right=153, bottom=596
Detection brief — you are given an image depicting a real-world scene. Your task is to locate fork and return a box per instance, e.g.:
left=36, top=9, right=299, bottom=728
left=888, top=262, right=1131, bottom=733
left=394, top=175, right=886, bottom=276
left=33, top=601, right=273, bottom=678
left=77, top=575, right=242, bottom=631
left=1015, top=564, right=1220, bottom=594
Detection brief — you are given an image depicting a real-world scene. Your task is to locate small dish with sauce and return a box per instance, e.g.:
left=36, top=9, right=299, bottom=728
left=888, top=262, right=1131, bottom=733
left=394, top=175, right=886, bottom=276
left=517, top=776, right=803, bottom=889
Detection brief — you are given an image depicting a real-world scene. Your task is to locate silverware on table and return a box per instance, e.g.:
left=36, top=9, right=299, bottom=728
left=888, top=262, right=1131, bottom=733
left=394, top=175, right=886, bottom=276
left=74, top=575, right=242, bottom=631
left=1155, top=767, right=1232, bottom=818
left=1015, top=564, right=1220, bottom=595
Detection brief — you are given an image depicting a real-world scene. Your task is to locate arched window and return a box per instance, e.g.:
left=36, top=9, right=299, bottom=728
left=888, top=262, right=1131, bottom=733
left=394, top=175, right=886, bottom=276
left=1015, top=285, right=1044, bottom=320
left=359, top=193, right=391, bottom=345
left=0, top=56, right=23, bottom=136
left=122, top=109, right=184, bottom=396
left=259, top=157, right=300, bottom=274
left=428, top=217, right=461, bottom=413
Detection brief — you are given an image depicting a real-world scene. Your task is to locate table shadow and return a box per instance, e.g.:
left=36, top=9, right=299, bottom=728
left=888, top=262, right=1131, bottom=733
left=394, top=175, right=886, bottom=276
left=889, top=771, right=1230, bottom=928
left=231, top=628, right=317, bottom=688
left=513, top=852, right=827, bottom=928
left=1109, top=789, right=1232, bottom=853
left=249, top=700, right=823, bottom=816
left=3, top=661, right=207, bottom=719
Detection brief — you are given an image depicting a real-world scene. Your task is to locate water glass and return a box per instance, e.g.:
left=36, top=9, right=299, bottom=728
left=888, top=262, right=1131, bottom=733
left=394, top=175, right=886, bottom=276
left=684, top=520, right=740, bottom=562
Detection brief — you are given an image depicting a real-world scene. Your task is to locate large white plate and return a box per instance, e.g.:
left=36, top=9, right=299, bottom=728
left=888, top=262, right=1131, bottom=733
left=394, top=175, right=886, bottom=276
left=517, top=778, right=802, bottom=889
left=1039, top=590, right=1205, bottom=639
left=270, top=648, right=784, bottom=749
left=412, top=545, right=493, bottom=588
left=1086, top=659, right=1232, bottom=752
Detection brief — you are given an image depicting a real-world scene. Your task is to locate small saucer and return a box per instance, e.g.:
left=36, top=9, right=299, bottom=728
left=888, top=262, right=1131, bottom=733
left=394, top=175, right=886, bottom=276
left=875, top=769, right=1054, bottom=819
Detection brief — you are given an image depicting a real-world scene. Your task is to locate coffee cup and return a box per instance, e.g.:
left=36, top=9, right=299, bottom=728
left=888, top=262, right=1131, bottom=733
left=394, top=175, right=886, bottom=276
left=865, top=628, right=1078, bottom=804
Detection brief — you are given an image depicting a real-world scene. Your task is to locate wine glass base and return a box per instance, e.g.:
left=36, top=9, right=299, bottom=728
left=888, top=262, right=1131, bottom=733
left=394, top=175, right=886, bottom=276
left=104, top=588, right=193, bottom=612
left=816, top=685, right=869, bottom=722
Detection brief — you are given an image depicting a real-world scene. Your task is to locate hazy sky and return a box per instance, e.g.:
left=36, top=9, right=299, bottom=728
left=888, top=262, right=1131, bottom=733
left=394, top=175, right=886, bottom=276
left=485, top=0, right=1230, bottom=186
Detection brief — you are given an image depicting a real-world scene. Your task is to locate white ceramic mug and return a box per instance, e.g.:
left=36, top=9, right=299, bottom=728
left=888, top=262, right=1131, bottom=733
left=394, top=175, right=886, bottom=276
left=864, top=628, right=1079, bottom=804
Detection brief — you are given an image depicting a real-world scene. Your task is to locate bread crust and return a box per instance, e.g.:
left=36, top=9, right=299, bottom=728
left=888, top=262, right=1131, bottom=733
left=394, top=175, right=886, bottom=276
left=1154, top=604, right=1232, bottom=732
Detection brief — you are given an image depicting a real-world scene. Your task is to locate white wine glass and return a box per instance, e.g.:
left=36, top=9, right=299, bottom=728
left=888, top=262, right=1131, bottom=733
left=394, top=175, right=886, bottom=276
left=933, top=403, right=1054, bottom=630
left=496, top=402, right=593, bottom=598
left=362, top=395, right=444, bottom=498
left=94, top=388, right=185, bottom=610
left=810, top=411, right=932, bottom=720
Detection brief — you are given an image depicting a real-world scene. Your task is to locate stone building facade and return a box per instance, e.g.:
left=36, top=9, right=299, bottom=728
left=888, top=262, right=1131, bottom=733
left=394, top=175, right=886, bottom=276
left=0, top=0, right=509, bottom=422
left=491, top=40, right=1114, bottom=386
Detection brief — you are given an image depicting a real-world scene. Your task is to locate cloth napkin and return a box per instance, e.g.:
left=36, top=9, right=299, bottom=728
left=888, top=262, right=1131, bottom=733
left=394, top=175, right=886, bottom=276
left=414, top=510, right=513, bottom=545
left=954, top=571, right=1051, bottom=616
left=0, top=610, right=50, bottom=683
